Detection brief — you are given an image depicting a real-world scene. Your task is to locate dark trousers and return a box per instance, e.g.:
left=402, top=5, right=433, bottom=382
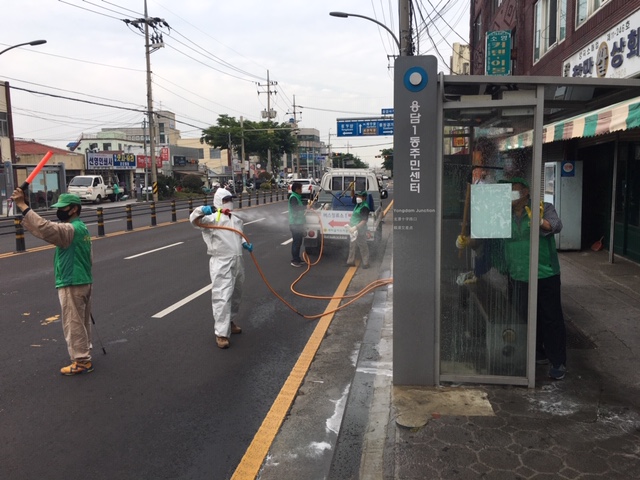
left=290, top=225, right=304, bottom=263
left=509, top=274, right=567, bottom=368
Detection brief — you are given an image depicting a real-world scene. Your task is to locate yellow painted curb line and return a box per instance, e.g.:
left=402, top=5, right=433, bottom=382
left=231, top=266, right=358, bottom=480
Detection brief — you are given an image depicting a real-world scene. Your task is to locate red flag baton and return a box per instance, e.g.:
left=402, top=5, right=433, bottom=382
left=20, top=150, right=54, bottom=191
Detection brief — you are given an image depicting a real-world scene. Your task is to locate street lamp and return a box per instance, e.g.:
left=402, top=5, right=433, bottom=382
left=329, top=11, right=400, bottom=52
left=0, top=39, right=47, bottom=57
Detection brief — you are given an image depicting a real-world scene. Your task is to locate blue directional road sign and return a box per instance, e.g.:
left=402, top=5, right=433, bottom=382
left=337, top=118, right=394, bottom=137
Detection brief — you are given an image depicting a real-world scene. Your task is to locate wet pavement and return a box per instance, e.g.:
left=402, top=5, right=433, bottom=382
left=259, top=236, right=640, bottom=479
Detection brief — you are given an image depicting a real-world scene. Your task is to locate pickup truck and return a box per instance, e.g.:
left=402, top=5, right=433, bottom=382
left=302, top=169, right=388, bottom=255
left=67, top=175, right=119, bottom=204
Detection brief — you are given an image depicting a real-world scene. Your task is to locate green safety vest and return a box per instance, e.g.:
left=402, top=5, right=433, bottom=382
left=503, top=213, right=560, bottom=282
left=288, top=192, right=305, bottom=225
left=349, top=202, right=369, bottom=229
left=54, top=219, right=93, bottom=288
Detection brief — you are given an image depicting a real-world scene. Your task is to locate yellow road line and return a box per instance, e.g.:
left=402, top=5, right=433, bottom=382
left=383, top=199, right=394, bottom=217
left=231, top=266, right=358, bottom=480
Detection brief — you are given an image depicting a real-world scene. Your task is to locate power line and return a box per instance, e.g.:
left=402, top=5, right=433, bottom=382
left=58, top=0, right=125, bottom=21
left=1, top=75, right=146, bottom=109
left=299, top=105, right=380, bottom=115
left=169, top=27, right=265, bottom=81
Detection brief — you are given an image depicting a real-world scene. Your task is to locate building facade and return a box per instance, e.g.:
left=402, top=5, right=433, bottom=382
left=470, top=0, right=640, bottom=262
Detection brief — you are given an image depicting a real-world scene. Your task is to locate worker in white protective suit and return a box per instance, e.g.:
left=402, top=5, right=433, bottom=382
left=190, top=188, right=254, bottom=349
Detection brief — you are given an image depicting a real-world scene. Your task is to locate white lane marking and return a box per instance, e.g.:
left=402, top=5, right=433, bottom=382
left=244, top=218, right=266, bottom=226
left=152, top=284, right=212, bottom=318
left=125, top=242, right=184, bottom=260
left=281, top=210, right=288, bottom=214
left=281, top=238, right=293, bottom=245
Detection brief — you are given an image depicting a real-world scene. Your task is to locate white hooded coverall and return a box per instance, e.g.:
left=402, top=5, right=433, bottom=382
left=189, top=189, right=245, bottom=338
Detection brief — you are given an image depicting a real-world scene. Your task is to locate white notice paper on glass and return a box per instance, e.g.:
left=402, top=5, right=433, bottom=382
left=470, top=183, right=511, bottom=238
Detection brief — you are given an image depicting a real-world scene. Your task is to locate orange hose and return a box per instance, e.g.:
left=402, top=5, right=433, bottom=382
left=197, top=210, right=393, bottom=320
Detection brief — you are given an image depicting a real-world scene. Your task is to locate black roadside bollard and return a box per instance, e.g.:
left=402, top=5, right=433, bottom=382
left=97, top=207, right=105, bottom=236
left=256, top=189, right=260, bottom=205
left=188, top=198, right=194, bottom=215
left=126, top=204, right=133, bottom=231
left=270, top=189, right=273, bottom=203
left=263, top=190, right=267, bottom=204
left=14, top=216, right=25, bottom=252
left=150, top=202, right=157, bottom=226
left=238, top=193, right=243, bottom=209
left=247, top=192, right=251, bottom=207
left=171, top=200, right=177, bottom=222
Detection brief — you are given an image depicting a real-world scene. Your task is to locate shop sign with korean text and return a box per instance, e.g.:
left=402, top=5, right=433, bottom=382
left=563, top=8, right=640, bottom=78
left=486, top=30, right=512, bottom=76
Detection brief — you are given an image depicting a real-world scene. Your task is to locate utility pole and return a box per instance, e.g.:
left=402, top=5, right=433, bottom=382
left=258, top=70, right=278, bottom=175
left=240, top=116, right=247, bottom=193
left=290, top=95, right=302, bottom=177
left=327, top=129, right=332, bottom=172
left=124, top=1, right=169, bottom=202
left=142, top=118, right=149, bottom=201
left=399, top=0, right=413, bottom=56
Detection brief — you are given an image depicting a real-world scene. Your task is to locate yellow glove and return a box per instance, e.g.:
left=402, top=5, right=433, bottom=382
left=525, top=202, right=544, bottom=225
left=456, top=234, right=469, bottom=249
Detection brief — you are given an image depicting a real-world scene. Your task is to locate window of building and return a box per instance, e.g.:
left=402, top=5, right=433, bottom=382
left=197, top=148, right=204, bottom=159
left=103, top=143, right=112, bottom=151
left=534, top=0, right=567, bottom=62
left=577, top=0, right=609, bottom=28
left=209, top=148, right=221, bottom=159
left=0, top=112, right=8, bottom=137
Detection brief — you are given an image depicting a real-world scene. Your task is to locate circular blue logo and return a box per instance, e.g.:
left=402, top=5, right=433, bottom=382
left=403, top=66, right=428, bottom=92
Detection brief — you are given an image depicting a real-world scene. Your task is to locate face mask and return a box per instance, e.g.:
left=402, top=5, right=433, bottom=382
left=356, top=197, right=363, bottom=204
left=56, top=208, right=73, bottom=222
left=221, top=202, right=233, bottom=211
left=511, top=190, right=521, bottom=201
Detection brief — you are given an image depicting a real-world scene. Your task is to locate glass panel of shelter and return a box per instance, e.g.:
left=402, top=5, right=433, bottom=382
left=440, top=105, right=536, bottom=380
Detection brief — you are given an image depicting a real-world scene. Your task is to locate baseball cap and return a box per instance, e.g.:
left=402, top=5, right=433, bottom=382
left=51, top=193, right=82, bottom=208
left=356, top=190, right=368, bottom=196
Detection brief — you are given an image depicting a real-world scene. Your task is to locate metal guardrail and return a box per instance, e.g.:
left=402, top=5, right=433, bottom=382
left=1, top=188, right=287, bottom=253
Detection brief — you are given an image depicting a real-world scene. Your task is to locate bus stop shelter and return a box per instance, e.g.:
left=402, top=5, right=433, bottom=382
left=393, top=56, right=640, bottom=387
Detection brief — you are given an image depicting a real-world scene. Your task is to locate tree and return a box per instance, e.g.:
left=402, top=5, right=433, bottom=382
left=182, top=174, right=203, bottom=192
left=201, top=115, right=297, bottom=174
left=379, top=148, right=393, bottom=175
left=331, top=152, right=368, bottom=169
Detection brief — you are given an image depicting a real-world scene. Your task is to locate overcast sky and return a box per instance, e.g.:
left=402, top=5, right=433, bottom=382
left=1, top=0, right=469, bottom=168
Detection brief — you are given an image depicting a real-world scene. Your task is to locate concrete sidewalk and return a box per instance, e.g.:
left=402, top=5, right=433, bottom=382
left=259, top=234, right=640, bottom=479
left=372, top=249, right=640, bottom=479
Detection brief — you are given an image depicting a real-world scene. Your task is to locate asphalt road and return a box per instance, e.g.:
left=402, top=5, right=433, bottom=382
left=0, top=198, right=354, bottom=480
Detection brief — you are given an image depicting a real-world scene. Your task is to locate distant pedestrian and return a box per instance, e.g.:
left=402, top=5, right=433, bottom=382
left=11, top=189, right=94, bottom=375
left=288, top=181, right=307, bottom=267
left=346, top=190, right=370, bottom=269
left=190, top=188, right=253, bottom=349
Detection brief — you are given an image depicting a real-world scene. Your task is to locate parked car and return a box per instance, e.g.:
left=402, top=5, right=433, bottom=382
left=287, top=178, right=320, bottom=199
